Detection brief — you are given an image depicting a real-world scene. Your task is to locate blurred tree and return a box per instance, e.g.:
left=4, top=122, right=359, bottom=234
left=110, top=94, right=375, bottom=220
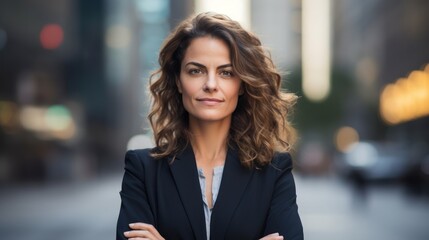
left=285, top=67, right=354, bottom=136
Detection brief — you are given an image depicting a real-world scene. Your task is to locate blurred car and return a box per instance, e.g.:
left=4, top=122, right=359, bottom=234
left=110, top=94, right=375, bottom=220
left=296, top=141, right=333, bottom=175
left=402, top=143, right=429, bottom=196
left=336, top=141, right=412, bottom=181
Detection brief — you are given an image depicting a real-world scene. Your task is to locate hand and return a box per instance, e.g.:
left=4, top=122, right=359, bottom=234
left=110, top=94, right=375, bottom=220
left=124, top=222, right=165, bottom=240
left=260, top=232, right=284, bottom=240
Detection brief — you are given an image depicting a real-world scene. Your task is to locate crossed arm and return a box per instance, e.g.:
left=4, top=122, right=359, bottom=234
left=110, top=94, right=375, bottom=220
left=123, top=222, right=284, bottom=240
left=117, top=151, right=302, bottom=240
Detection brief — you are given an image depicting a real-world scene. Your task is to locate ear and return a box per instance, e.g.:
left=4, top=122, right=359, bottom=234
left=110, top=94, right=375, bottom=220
left=176, top=77, right=182, bottom=93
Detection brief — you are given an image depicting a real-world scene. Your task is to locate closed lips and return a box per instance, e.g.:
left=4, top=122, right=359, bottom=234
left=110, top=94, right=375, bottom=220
left=197, top=98, right=224, bottom=102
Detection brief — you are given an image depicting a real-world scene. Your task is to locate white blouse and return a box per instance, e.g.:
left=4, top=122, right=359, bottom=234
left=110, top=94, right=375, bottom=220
left=197, top=166, right=225, bottom=240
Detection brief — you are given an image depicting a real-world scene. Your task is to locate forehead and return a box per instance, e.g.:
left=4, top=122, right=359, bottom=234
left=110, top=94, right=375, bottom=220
left=182, top=36, right=231, bottom=64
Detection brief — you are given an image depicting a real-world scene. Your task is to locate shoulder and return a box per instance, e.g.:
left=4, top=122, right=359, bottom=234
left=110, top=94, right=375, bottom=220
left=125, top=148, right=153, bottom=161
left=123, top=148, right=163, bottom=170
left=269, top=152, right=293, bottom=172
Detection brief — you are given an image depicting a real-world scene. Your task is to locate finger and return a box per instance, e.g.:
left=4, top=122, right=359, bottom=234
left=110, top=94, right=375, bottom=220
left=260, top=237, right=284, bottom=240
left=260, top=232, right=284, bottom=240
left=266, top=233, right=280, bottom=236
left=129, top=223, right=164, bottom=239
left=129, top=222, right=151, bottom=230
left=141, top=223, right=164, bottom=239
left=124, top=230, right=155, bottom=239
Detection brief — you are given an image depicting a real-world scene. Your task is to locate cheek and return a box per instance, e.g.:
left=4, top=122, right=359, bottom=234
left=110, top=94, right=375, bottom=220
left=179, top=81, right=199, bottom=112
left=181, top=94, right=193, bottom=114
left=224, top=81, right=242, bottom=99
left=180, top=82, right=199, bottom=98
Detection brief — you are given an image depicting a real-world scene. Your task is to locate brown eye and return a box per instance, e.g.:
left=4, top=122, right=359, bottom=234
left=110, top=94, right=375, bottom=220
left=220, top=70, right=233, bottom=77
left=189, top=68, right=203, bottom=75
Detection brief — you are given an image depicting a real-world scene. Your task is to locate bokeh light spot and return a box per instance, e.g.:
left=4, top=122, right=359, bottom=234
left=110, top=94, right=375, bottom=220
left=335, top=126, right=359, bottom=153
left=106, top=25, right=131, bottom=49
left=45, top=105, right=72, bottom=131
left=40, top=24, right=64, bottom=49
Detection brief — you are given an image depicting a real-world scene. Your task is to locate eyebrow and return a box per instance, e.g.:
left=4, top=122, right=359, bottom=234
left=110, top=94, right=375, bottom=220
left=184, top=62, right=232, bottom=69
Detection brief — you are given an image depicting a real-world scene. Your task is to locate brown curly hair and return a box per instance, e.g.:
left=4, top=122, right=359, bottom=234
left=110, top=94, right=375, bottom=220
left=148, top=12, right=296, bottom=167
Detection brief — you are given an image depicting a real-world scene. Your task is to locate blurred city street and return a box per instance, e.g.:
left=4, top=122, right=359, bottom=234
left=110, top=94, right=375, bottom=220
left=296, top=175, right=429, bottom=240
left=0, top=174, right=122, bottom=240
left=1, top=172, right=428, bottom=240
left=1, top=0, right=429, bottom=240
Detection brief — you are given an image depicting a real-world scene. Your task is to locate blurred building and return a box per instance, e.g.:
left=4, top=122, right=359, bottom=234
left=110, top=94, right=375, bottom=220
left=0, top=0, right=193, bottom=184
left=332, top=0, right=429, bottom=193
left=250, top=0, right=301, bottom=70
left=1, top=0, right=427, bottom=185
left=334, top=0, right=429, bottom=142
left=0, top=0, right=302, bottom=183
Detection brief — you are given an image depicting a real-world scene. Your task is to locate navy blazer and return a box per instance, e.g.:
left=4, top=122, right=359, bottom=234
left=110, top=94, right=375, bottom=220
left=116, top=146, right=303, bottom=240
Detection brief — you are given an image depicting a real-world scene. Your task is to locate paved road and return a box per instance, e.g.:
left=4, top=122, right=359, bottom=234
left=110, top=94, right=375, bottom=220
left=0, top=175, right=122, bottom=240
left=0, top=173, right=428, bottom=240
left=296, top=175, right=429, bottom=240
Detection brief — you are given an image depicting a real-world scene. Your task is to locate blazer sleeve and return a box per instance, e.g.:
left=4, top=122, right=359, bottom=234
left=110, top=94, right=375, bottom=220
left=116, top=150, right=156, bottom=239
left=263, top=153, right=304, bottom=240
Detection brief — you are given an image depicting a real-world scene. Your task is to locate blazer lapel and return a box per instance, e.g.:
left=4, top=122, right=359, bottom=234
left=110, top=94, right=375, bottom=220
left=169, top=146, right=207, bottom=240
left=210, top=147, right=254, bottom=239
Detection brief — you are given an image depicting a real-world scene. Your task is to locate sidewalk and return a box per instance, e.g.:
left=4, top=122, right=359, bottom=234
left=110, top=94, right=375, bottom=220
left=1, top=173, right=428, bottom=240
left=296, top=174, right=429, bottom=240
left=0, top=174, right=122, bottom=240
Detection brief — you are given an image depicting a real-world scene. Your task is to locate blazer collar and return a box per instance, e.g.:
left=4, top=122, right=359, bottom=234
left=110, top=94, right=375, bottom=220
left=169, top=145, right=207, bottom=240
left=169, top=144, right=254, bottom=240
left=211, top=146, right=254, bottom=240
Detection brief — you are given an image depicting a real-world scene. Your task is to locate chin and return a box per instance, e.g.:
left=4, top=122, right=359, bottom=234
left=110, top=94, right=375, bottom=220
left=190, top=113, right=232, bottom=123
left=197, top=116, right=229, bottom=122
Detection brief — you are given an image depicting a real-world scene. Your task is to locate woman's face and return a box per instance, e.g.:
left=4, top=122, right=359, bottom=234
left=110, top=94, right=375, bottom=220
left=177, top=36, right=242, bottom=124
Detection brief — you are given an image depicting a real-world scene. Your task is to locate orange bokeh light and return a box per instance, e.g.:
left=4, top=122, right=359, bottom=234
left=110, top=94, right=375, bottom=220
left=380, top=67, right=429, bottom=125
left=40, top=24, right=63, bottom=49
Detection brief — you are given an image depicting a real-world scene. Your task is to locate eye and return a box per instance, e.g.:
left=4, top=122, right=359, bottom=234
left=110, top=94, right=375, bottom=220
left=188, top=68, right=203, bottom=75
left=220, top=70, right=234, bottom=77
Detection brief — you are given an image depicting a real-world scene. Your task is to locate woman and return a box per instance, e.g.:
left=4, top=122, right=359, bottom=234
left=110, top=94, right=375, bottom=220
left=117, top=12, right=303, bottom=240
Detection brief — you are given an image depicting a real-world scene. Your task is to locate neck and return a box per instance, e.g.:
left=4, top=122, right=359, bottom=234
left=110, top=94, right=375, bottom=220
left=188, top=117, right=231, bottom=167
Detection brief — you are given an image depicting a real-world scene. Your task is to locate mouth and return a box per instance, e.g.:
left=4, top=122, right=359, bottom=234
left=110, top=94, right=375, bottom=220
left=196, top=98, right=224, bottom=104
left=197, top=98, right=224, bottom=102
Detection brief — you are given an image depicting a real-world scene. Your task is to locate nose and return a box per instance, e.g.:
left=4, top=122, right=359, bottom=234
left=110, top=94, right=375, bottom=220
left=203, top=72, right=218, bottom=92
